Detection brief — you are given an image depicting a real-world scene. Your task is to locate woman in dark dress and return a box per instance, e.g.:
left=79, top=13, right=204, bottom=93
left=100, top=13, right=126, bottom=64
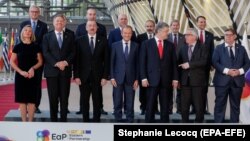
left=10, top=25, right=43, bottom=121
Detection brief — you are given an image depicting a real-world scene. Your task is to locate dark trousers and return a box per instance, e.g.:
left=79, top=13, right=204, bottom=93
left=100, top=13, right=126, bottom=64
left=35, top=66, right=43, bottom=109
left=46, top=76, right=70, bottom=122
left=145, top=86, right=171, bottom=123
left=181, top=85, right=205, bottom=123
left=214, top=82, right=242, bottom=123
left=113, top=82, right=135, bottom=122
left=79, top=86, right=104, bottom=112
left=79, top=73, right=102, bottom=122
left=139, top=85, right=159, bottom=112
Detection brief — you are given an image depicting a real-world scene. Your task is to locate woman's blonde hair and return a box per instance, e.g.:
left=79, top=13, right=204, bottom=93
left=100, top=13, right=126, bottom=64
left=20, top=25, right=36, bottom=42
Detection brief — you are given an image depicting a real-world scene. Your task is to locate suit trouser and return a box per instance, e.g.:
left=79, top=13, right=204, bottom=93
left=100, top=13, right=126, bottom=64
left=145, top=86, right=171, bottom=123
left=46, top=76, right=70, bottom=122
left=79, top=74, right=101, bottom=122
left=35, top=66, right=43, bottom=109
left=79, top=88, right=104, bottom=112
left=214, top=82, right=242, bottom=123
left=139, top=85, right=159, bottom=112
left=181, top=86, right=205, bottom=123
left=113, top=83, right=135, bottom=122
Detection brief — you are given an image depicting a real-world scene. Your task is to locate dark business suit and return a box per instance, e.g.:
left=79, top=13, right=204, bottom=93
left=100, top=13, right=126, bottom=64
left=212, top=43, right=250, bottom=123
left=75, top=22, right=107, bottom=114
left=108, top=27, right=137, bottom=112
left=137, top=33, right=159, bottom=114
left=140, top=38, right=178, bottom=122
left=111, top=41, right=139, bottom=122
left=168, top=32, right=185, bottom=113
left=42, top=30, right=75, bottom=122
left=74, top=35, right=109, bottom=122
left=19, top=20, right=48, bottom=110
left=199, top=30, right=214, bottom=113
left=178, top=42, right=209, bottom=123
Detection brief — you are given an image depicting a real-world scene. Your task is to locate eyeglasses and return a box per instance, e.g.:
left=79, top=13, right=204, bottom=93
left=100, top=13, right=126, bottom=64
left=30, top=11, right=39, bottom=13
left=224, top=34, right=234, bottom=37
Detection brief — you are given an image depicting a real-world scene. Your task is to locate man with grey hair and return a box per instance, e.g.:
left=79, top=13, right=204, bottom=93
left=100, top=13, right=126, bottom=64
left=140, top=22, right=178, bottom=123
left=178, top=28, right=209, bottom=123
left=19, top=5, right=48, bottom=114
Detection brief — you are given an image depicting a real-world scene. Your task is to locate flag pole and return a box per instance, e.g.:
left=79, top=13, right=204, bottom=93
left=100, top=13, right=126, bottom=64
left=3, top=27, right=7, bottom=81
left=8, top=28, right=14, bottom=81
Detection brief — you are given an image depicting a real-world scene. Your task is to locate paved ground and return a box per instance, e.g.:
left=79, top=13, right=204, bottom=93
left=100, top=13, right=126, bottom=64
left=1, top=72, right=231, bottom=122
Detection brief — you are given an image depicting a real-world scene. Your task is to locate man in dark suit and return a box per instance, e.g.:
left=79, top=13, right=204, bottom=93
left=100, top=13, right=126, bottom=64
left=179, top=28, right=209, bottom=123
left=19, top=5, right=48, bottom=114
left=74, top=21, right=109, bottom=122
left=212, top=28, right=250, bottom=123
left=191, top=16, right=215, bottom=115
left=75, top=8, right=108, bottom=115
left=167, top=19, right=185, bottom=114
left=137, top=20, right=159, bottom=115
left=108, top=13, right=137, bottom=114
left=75, top=8, right=107, bottom=38
left=108, top=13, right=137, bottom=48
left=42, top=14, right=75, bottom=122
left=140, top=22, right=178, bottom=123
left=110, top=25, right=139, bottom=122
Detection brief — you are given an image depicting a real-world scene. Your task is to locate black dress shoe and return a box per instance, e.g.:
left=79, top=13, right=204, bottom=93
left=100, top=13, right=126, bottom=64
left=35, top=108, right=41, bottom=114
left=204, top=110, right=211, bottom=115
left=155, top=110, right=160, bottom=115
left=76, top=111, right=82, bottom=115
left=189, top=110, right=195, bottom=114
left=101, top=109, right=108, bottom=115
left=140, top=110, right=145, bottom=115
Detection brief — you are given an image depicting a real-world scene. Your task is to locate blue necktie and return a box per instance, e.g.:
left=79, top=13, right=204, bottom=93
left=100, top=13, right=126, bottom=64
left=90, top=37, right=94, bottom=54
left=32, top=21, right=36, bottom=33
left=229, top=46, right=235, bottom=61
left=57, top=32, right=62, bottom=48
left=125, top=43, right=129, bottom=60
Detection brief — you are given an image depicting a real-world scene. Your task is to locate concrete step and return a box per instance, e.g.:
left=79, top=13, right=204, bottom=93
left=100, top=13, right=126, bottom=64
left=4, top=109, right=226, bottom=123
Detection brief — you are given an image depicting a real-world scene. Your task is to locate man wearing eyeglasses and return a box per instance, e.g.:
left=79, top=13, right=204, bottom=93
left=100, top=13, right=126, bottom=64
left=212, top=28, right=250, bottom=123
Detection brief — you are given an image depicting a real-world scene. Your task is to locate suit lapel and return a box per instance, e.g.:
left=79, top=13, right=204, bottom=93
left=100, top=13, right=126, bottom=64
left=52, top=32, right=60, bottom=50
left=152, top=39, right=161, bottom=59
left=234, top=45, right=239, bottom=62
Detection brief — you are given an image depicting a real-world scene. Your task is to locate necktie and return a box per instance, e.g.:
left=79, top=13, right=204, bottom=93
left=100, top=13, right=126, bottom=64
left=149, top=34, right=153, bottom=39
left=90, top=37, right=94, bottom=54
left=188, top=45, right=193, bottom=61
left=174, top=34, right=177, bottom=48
left=229, top=46, right=235, bottom=61
left=57, top=32, right=62, bottom=48
left=32, top=21, right=36, bottom=33
left=125, top=43, right=129, bottom=60
left=200, top=30, right=204, bottom=44
left=158, top=40, right=163, bottom=59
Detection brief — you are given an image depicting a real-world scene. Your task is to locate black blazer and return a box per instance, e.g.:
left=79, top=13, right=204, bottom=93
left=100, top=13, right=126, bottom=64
left=137, top=33, right=149, bottom=46
left=20, top=20, right=48, bottom=48
left=178, top=42, right=209, bottom=86
left=73, top=35, right=110, bottom=82
left=42, top=29, right=75, bottom=77
left=140, top=38, right=178, bottom=87
left=75, top=22, right=107, bottom=38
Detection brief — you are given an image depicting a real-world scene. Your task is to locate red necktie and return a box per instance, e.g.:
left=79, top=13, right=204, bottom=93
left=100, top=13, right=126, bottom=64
left=200, top=30, right=204, bottom=43
left=158, top=40, right=163, bottom=59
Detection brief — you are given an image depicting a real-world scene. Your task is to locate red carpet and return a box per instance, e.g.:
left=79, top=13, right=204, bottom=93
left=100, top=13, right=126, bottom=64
left=0, top=83, right=18, bottom=121
left=0, top=79, right=47, bottom=121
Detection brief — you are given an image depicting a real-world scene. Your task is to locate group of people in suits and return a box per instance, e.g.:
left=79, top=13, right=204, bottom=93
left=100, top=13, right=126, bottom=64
left=11, top=5, right=250, bottom=123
